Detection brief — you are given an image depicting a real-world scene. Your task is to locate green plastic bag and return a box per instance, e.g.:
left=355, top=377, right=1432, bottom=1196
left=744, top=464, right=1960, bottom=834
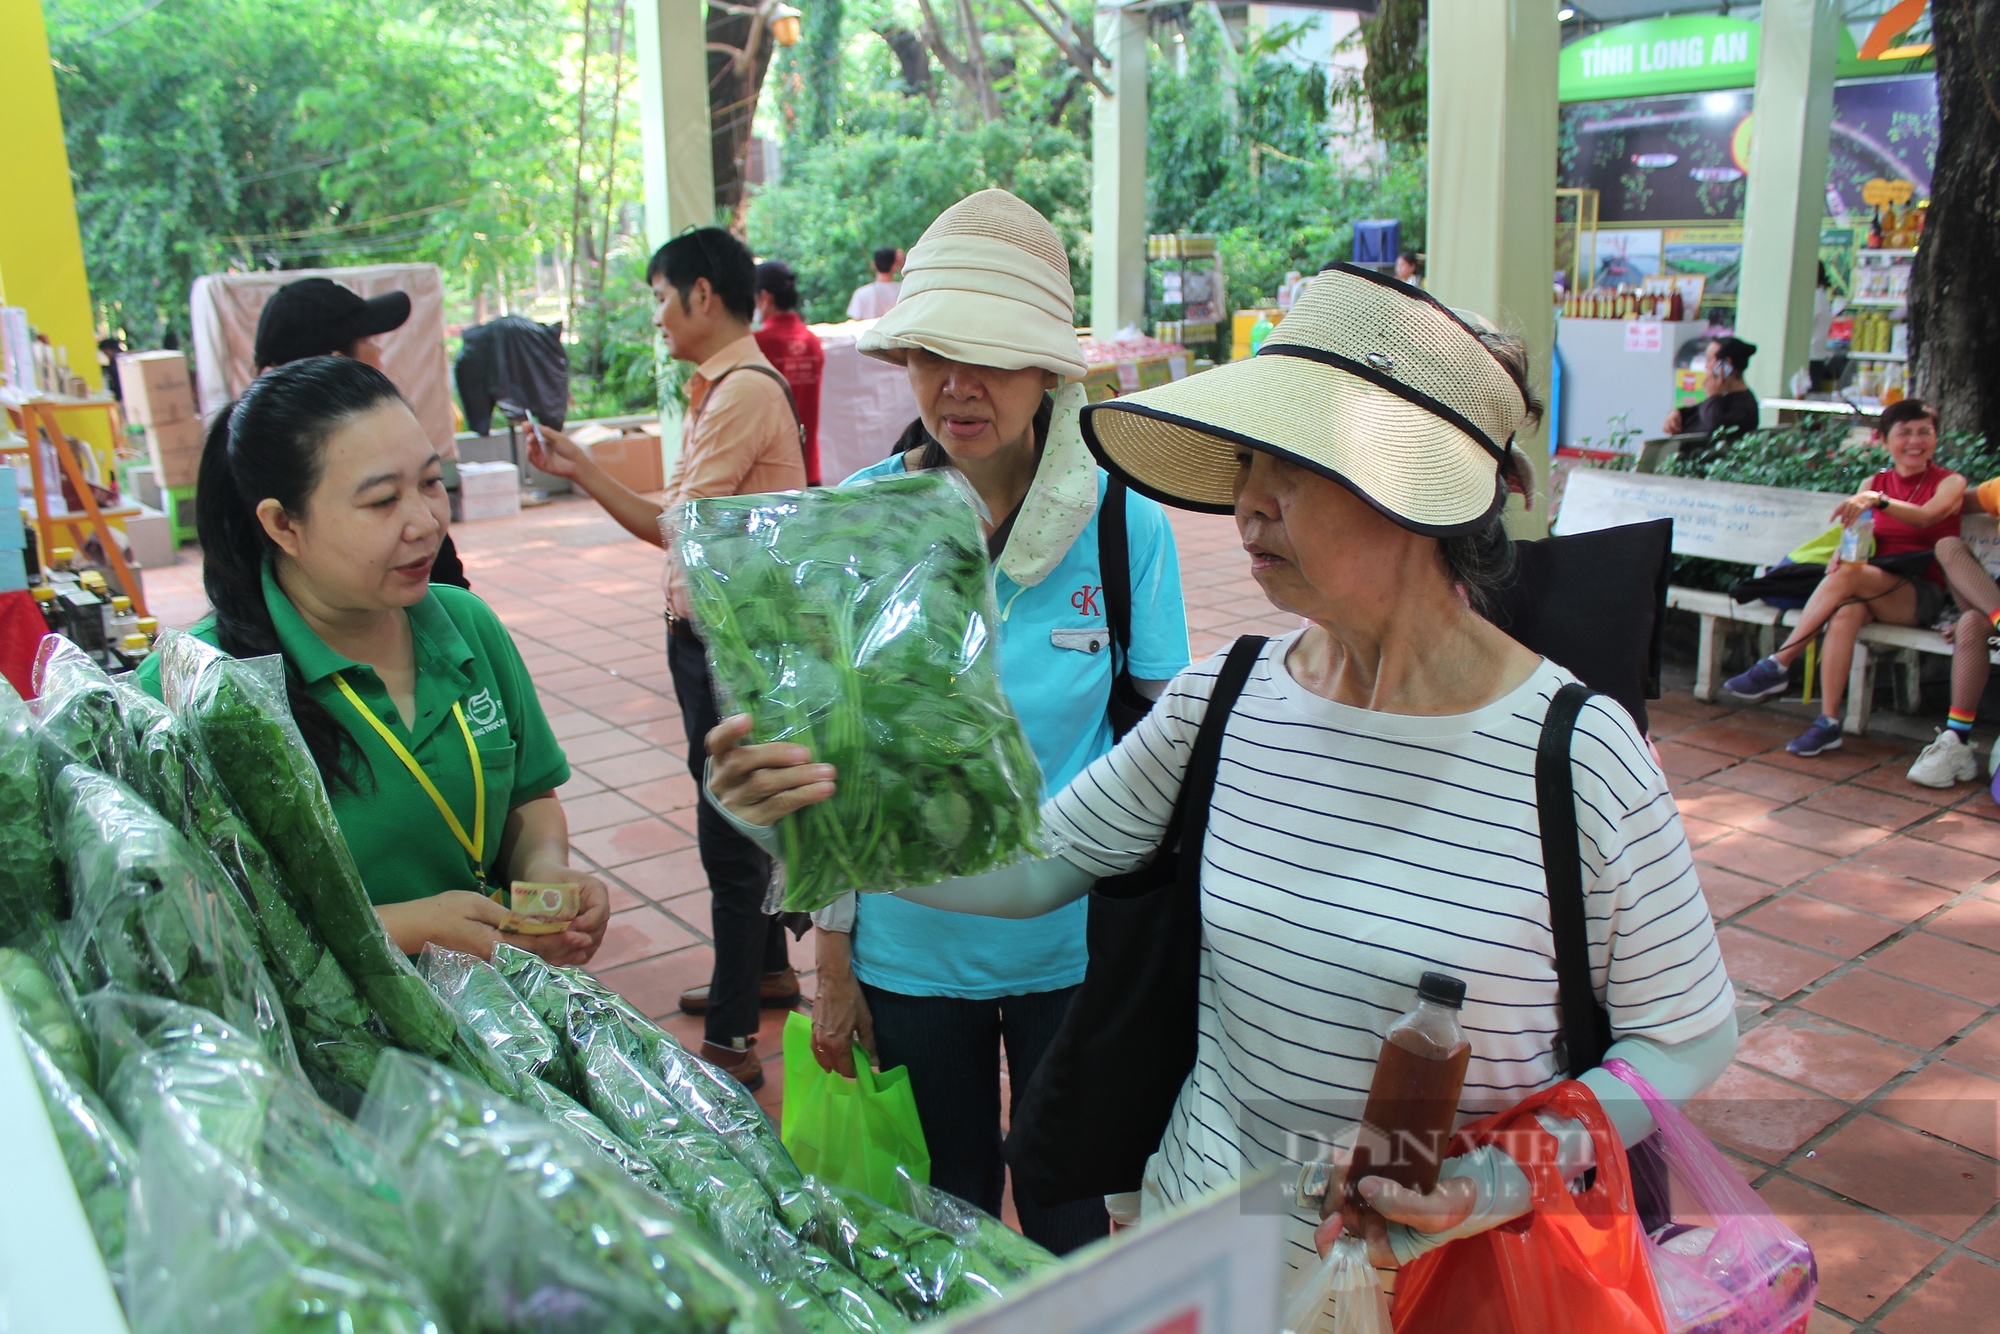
left=780, top=1012, right=929, bottom=1203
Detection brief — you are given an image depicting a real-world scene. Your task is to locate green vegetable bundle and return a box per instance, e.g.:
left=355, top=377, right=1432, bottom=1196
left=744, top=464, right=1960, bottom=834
left=802, top=1178, right=1011, bottom=1317
left=0, top=944, right=94, bottom=1086
left=35, top=637, right=136, bottom=784
left=54, top=765, right=300, bottom=1071
left=421, top=946, right=666, bottom=1192
left=16, top=1018, right=135, bottom=1274
left=117, top=680, right=390, bottom=1100
left=676, top=472, right=1043, bottom=911
left=0, top=676, right=62, bottom=945
left=894, top=1167, right=1056, bottom=1281
left=159, top=633, right=504, bottom=1088
left=87, top=992, right=443, bottom=1334
left=360, top=1051, right=792, bottom=1334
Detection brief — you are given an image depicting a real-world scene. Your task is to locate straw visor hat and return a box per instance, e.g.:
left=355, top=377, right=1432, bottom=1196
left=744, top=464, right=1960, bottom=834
left=857, top=189, right=1087, bottom=379
left=1081, top=265, right=1534, bottom=534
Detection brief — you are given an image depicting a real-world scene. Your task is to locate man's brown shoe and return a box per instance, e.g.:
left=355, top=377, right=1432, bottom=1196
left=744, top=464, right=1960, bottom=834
left=678, top=967, right=802, bottom=1017
left=698, top=1039, right=766, bottom=1091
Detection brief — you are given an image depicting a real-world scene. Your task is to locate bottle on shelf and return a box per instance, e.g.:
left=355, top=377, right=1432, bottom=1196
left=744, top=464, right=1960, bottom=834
left=116, top=633, right=151, bottom=667
left=108, top=594, right=137, bottom=647
left=31, top=585, right=59, bottom=632
left=46, top=546, right=80, bottom=592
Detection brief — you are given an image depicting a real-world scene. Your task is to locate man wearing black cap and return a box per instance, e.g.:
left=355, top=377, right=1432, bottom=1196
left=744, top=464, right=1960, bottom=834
left=253, top=278, right=470, bottom=589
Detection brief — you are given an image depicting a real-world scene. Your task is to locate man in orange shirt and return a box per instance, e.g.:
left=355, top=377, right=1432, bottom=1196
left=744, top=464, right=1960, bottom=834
left=529, top=228, right=805, bottom=1086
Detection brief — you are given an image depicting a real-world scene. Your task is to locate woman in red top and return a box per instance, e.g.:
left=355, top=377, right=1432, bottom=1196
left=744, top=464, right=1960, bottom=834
left=1725, top=398, right=1965, bottom=756
left=753, top=260, right=824, bottom=484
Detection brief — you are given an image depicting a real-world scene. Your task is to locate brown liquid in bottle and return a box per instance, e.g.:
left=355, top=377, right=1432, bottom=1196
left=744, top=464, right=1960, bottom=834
left=1344, top=972, right=1472, bottom=1205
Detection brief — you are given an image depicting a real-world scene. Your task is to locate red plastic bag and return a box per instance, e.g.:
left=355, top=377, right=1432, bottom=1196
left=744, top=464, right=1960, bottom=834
left=1391, top=1080, right=1669, bottom=1334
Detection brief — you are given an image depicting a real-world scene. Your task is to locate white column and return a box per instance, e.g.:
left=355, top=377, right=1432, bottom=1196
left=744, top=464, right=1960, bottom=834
left=1091, top=6, right=1148, bottom=337
left=1737, top=0, right=1840, bottom=407
left=1426, top=0, right=1559, bottom=535
left=635, top=0, right=717, bottom=249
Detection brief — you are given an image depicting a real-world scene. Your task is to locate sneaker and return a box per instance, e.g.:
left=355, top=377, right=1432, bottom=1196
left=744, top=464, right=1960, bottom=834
left=1724, top=655, right=1791, bottom=701
left=1909, top=730, right=1979, bottom=788
left=1787, top=715, right=1845, bottom=757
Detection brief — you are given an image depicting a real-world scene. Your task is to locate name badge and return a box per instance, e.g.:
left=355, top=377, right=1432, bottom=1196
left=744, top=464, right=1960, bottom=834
left=1051, top=628, right=1109, bottom=654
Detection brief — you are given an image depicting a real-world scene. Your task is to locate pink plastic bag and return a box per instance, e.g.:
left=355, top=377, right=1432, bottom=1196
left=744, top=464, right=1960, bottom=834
left=1602, top=1059, right=1817, bottom=1334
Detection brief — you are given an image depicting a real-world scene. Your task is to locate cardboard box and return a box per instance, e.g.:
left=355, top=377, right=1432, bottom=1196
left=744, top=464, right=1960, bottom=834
left=117, top=351, right=197, bottom=427
left=587, top=434, right=664, bottom=494
left=459, top=491, right=521, bottom=522
left=146, top=415, right=205, bottom=489
left=122, top=507, right=176, bottom=569
left=457, top=461, right=519, bottom=497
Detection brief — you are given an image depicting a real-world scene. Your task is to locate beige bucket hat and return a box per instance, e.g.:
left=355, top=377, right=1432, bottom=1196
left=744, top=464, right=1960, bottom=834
left=856, top=189, right=1087, bottom=379
left=1080, top=264, right=1534, bottom=535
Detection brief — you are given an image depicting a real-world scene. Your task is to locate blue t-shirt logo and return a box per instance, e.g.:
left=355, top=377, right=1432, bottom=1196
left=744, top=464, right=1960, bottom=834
left=1070, top=583, right=1103, bottom=616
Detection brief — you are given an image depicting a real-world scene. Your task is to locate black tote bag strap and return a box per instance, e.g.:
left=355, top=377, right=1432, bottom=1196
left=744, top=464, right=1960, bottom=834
left=1099, top=475, right=1134, bottom=662
left=1174, top=633, right=1265, bottom=859
left=1537, top=681, right=1613, bottom=1078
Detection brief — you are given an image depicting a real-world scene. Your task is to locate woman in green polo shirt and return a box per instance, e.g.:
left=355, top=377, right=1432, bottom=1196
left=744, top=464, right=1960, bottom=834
left=137, top=356, right=608, bottom=964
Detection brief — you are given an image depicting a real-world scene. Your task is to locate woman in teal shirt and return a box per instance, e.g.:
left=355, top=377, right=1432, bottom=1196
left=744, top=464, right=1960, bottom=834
left=138, top=357, right=608, bottom=965
left=797, top=190, right=1191, bottom=1253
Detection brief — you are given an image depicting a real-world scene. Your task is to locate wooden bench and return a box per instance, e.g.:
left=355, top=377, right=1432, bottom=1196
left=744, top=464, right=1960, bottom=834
left=1556, top=467, right=1999, bottom=735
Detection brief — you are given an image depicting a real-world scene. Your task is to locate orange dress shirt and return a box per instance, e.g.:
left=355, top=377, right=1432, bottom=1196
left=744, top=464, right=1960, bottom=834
left=662, top=335, right=808, bottom=621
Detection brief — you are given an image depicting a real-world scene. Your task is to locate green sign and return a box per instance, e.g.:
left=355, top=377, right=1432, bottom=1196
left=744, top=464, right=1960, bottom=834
left=1560, top=15, right=1933, bottom=103
left=1560, top=15, right=1757, bottom=102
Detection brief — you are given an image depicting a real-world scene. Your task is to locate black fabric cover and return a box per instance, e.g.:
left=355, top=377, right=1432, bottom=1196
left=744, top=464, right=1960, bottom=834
left=1003, top=635, right=1268, bottom=1207
left=1728, top=549, right=1937, bottom=608
left=1487, top=519, right=1672, bottom=736
left=456, top=315, right=569, bottom=434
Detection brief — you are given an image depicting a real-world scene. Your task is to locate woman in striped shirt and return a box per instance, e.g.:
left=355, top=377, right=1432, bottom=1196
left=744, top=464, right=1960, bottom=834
left=708, top=267, right=1737, bottom=1275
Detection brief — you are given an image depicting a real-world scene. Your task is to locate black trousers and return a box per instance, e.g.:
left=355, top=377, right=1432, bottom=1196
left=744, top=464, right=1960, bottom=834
left=861, top=981, right=1109, bottom=1256
left=667, top=623, right=789, bottom=1044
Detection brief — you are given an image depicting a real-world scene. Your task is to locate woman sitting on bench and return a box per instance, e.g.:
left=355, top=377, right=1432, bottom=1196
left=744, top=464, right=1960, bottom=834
left=1724, top=399, right=1965, bottom=757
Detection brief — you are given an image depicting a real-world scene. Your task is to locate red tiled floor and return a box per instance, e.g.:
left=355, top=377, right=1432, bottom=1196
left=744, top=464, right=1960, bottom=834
left=1675, top=720, right=1784, bottom=759
left=1655, top=740, right=1737, bottom=781
left=1684, top=1062, right=1844, bottom=1163
left=1735, top=1011, right=1916, bottom=1102
left=557, top=726, right=653, bottom=764
left=1797, top=867, right=1957, bottom=923
left=594, top=946, right=715, bottom=1020
left=607, top=848, right=709, bottom=905
left=1873, top=1059, right=2000, bottom=1158
left=578, top=747, right=686, bottom=789
left=557, top=789, right=651, bottom=834
left=1800, top=968, right=1988, bottom=1050
left=1744, top=806, right=1891, bottom=856
left=1928, top=896, right=2000, bottom=953
left=1756, top=1177, right=1945, bottom=1320
left=1715, top=925, right=1842, bottom=999
left=1800, top=783, right=1939, bottom=830
left=1698, top=831, right=1842, bottom=887
left=1874, top=1255, right=2000, bottom=1332
left=1792, top=1114, right=1995, bottom=1238
left=571, top=815, right=698, bottom=867
left=1674, top=780, right=1787, bottom=828
left=1737, top=893, right=1903, bottom=960
left=1909, top=810, right=2000, bottom=860
left=1852, top=836, right=2000, bottom=893
left=1697, top=865, right=1781, bottom=919
left=1945, top=1016, right=2000, bottom=1079
left=591, top=906, right=702, bottom=971
left=1704, top=760, right=1838, bottom=803
left=1869, top=933, right=2000, bottom=1006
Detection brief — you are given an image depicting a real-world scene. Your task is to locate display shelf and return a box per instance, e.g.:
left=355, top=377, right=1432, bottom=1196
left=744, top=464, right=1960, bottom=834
left=1858, top=247, right=1918, bottom=258
left=1846, top=298, right=1908, bottom=309
left=1848, top=352, right=1907, bottom=362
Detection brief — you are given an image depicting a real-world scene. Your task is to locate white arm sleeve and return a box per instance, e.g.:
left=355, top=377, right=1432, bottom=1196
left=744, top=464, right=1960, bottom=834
left=891, top=854, right=1097, bottom=919
left=1578, top=1009, right=1739, bottom=1148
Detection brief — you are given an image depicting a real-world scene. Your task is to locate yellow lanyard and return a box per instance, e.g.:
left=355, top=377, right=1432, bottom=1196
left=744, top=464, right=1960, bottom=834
left=331, top=671, right=487, bottom=886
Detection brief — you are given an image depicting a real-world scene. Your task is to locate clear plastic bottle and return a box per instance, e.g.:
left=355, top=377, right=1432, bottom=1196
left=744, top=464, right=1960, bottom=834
left=1839, top=513, right=1875, bottom=564
left=1345, top=972, right=1473, bottom=1203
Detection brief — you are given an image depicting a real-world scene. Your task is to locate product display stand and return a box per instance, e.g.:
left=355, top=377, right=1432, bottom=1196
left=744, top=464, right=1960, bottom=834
left=0, top=394, right=150, bottom=618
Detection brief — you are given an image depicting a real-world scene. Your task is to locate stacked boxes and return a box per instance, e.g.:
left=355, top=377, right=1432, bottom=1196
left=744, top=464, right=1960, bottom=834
left=457, top=462, right=521, bottom=522
left=0, top=467, right=26, bottom=592
left=116, top=351, right=204, bottom=487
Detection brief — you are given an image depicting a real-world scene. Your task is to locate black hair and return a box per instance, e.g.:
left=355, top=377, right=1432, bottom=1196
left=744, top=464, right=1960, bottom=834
left=890, top=393, right=1057, bottom=472
left=1439, top=328, right=1545, bottom=616
left=196, top=356, right=405, bottom=791
left=1817, top=261, right=1831, bottom=288
left=1876, top=396, right=1939, bottom=437
left=757, top=260, right=801, bottom=313
left=647, top=228, right=757, bottom=322
left=1713, top=336, right=1757, bottom=374
left=1398, top=249, right=1424, bottom=276
left=872, top=246, right=899, bottom=275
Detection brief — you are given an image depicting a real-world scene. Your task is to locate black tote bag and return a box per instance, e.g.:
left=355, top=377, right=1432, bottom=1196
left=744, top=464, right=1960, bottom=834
left=1004, top=634, right=1269, bottom=1208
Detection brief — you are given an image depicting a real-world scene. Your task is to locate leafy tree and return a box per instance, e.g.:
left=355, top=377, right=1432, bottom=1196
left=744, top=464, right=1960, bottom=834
left=47, top=0, right=572, bottom=347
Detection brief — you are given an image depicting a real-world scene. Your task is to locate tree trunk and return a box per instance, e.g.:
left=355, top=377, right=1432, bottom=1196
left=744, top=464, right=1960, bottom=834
left=1910, top=0, right=2000, bottom=443
left=708, top=4, right=775, bottom=227
left=878, top=27, right=933, bottom=98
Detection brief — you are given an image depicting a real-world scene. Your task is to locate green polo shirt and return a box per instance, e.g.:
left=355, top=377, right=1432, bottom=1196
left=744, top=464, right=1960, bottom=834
left=137, top=565, right=570, bottom=906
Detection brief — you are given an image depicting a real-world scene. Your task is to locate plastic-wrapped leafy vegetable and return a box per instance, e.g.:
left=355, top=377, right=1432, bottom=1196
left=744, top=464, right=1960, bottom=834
left=0, top=675, right=61, bottom=943
left=159, top=633, right=504, bottom=1087
left=675, top=472, right=1043, bottom=911
left=124, top=1107, right=445, bottom=1334
left=14, top=1017, right=136, bottom=1275
left=89, top=992, right=417, bottom=1273
left=800, top=1178, right=1011, bottom=1317
left=115, top=679, right=391, bottom=1100
left=55, top=765, right=299, bottom=1071
left=0, top=942, right=94, bottom=1087
left=360, top=1050, right=796, bottom=1334
left=894, top=1167, right=1056, bottom=1281
left=33, top=636, right=136, bottom=784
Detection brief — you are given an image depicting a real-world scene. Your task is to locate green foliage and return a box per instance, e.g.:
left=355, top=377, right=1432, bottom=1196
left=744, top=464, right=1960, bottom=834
left=1360, top=0, right=1428, bottom=146
left=47, top=0, right=572, bottom=346
left=678, top=473, right=1044, bottom=912
left=572, top=252, right=678, bottom=420
left=747, top=120, right=1092, bottom=324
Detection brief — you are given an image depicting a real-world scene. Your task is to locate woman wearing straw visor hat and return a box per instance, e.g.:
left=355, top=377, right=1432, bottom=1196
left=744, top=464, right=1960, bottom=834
left=747, top=189, right=1191, bottom=1254
left=710, top=266, right=1736, bottom=1274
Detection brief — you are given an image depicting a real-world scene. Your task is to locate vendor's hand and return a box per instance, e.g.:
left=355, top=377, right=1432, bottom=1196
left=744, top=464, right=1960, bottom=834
left=376, top=890, right=512, bottom=960
left=811, top=927, right=877, bottom=1078
left=508, top=865, right=612, bottom=966
left=706, top=713, right=837, bottom=826
left=1663, top=408, right=1684, bottom=434
left=1831, top=491, right=1881, bottom=526
left=524, top=425, right=590, bottom=480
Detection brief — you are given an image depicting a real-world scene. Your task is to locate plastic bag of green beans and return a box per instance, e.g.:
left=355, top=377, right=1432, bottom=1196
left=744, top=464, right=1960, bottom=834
left=675, top=471, right=1043, bottom=912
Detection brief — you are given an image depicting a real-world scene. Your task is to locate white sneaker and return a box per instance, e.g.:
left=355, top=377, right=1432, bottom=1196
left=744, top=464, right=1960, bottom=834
left=1908, top=730, right=1979, bottom=788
